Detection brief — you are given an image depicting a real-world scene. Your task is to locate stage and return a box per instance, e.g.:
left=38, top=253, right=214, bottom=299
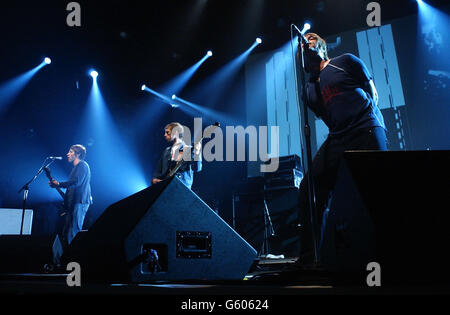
left=2, top=258, right=449, bottom=297
left=1, top=1, right=450, bottom=304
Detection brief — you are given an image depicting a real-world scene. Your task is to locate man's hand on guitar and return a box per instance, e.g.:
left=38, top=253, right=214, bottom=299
left=152, top=178, right=162, bottom=185
left=49, top=179, right=59, bottom=188
left=193, top=142, right=202, bottom=156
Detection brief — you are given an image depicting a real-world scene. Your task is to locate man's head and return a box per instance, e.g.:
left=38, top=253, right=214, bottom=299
left=304, top=33, right=329, bottom=60
left=301, top=33, right=329, bottom=79
left=164, top=122, right=184, bottom=143
left=67, top=144, right=86, bottom=163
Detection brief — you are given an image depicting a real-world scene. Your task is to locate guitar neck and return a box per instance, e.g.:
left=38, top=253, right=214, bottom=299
left=44, top=167, right=65, bottom=200
left=55, top=187, right=65, bottom=199
left=166, top=124, right=219, bottom=179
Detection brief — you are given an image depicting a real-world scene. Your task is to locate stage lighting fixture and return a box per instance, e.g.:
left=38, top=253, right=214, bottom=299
left=90, top=70, right=98, bottom=79
left=44, top=57, right=51, bottom=64
left=207, top=51, right=213, bottom=57
left=302, top=22, right=311, bottom=34
left=172, top=94, right=177, bottom=100
left=141, top=84, right=146, bottom=91
left=256, top=38, right=262, bottom=44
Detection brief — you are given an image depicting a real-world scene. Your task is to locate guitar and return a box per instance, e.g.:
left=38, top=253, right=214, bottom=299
left=163, top=122, right=220, bottom=180
left=44, top=166, right=66, bottom=216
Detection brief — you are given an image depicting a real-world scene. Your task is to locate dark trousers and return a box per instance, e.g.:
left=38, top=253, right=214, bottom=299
left=298, top=126, right=388, bottom=258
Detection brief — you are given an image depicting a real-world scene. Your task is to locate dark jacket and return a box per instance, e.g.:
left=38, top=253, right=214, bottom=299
left=59, top=160, right=92, bottom=210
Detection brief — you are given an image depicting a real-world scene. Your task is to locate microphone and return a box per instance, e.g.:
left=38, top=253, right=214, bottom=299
left=48, top=156, right=63, bottom=160
left=292, top=23, right=310, bottom=46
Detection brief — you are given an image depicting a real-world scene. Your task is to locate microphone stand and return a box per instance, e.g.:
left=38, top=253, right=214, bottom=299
left=290, top=24, right=319, bottom=265
left=259, top=197, right=275, bottom=258
left=17, top=158, right=56, bottom=235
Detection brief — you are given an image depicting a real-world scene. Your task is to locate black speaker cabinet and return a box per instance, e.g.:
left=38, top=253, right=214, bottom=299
left=0, top=234, right=62, bottom=273
left=321, top=150, right=450, bottom=285
left=62, top=177, right=257, bottom=282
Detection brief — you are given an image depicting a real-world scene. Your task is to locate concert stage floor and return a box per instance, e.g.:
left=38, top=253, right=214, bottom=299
left=1, top=258, right=449, bottom=298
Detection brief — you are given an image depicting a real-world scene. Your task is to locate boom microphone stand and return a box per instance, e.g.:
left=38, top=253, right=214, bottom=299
left=290, top=24, right=319, bottom=264
left=18, top=158, right=56, bottom=235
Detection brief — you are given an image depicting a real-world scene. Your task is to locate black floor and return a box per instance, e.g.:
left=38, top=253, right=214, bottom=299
left=1, top=258, right=449, bottom=297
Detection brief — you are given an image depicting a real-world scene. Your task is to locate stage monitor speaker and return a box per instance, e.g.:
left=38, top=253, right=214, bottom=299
left=321, top=150, right=450, bottom=285
left=62, top=177, right=257, bottom=283
left=0, top=234, right=62, bottom=273
left=0, top=208, right=33, bottom=235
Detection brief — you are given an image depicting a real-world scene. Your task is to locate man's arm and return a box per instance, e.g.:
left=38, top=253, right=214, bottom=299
left=192, top=154, right=202, bottom=172
left=345, top=54, right=379, bottom=106
left=152, top=154, right=164, bottom=184
left=306, top=81, right=324, bottom=118
left=58, top=163, right=87, bottom=188
left=363, top=80, right=378, bottom=106
left=193, top=142, right=202, bottom=172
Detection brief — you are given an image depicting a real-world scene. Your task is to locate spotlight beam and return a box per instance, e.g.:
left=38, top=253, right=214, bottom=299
left=158, top=51, right=213, bottom=97
left=142, top=85, right=178, bottom=107
left=174, top=95, right=237, bottom=125
left=80, top=74, right=149, bottom=197
left=0, top=60, right=50, bottom=114
left=184, top=38, right=263, bottom=109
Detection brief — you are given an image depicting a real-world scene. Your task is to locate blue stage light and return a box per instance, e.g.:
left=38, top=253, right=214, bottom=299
left=256, top=38, right=262, bottom=44
left=44, top=57, right=51, bottom=64
left=80, top=72, right=149, bottom=201
left=141, top=84, right=146, bottom=91
left=0, top=60, right=50, bottom=114
left=142, top=85, right=178, bottom=106
left=302, top=22, right=311, bottom=34
left=207, top=51, right=213, bottom=57
left=186, top=38, right=264, bottom=110
left=174, top=95, right=236, bottom=124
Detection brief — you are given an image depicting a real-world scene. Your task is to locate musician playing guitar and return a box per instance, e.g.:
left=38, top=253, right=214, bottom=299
left=48, top=144, right=92, bottom=247
left=152, top=122, right=203, bottom=189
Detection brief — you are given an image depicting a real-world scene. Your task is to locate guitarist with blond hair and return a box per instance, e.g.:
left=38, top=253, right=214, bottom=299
left=152, top=122, right=202, bottom=189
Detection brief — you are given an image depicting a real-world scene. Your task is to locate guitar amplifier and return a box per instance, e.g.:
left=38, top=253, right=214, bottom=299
left=264, top=169, right=303, bottom=191
left=264, top=155, right=302, bottom=172
left=232, top=185, right=300, bottom=257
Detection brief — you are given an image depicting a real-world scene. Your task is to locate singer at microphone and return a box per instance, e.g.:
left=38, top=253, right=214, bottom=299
left=294, top=31, right=388, bottom=265
left=48, top=144, right=92, bottom=247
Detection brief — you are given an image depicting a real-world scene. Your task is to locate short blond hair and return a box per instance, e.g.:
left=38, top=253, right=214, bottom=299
left=165, top=122, right=184, bottom=137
